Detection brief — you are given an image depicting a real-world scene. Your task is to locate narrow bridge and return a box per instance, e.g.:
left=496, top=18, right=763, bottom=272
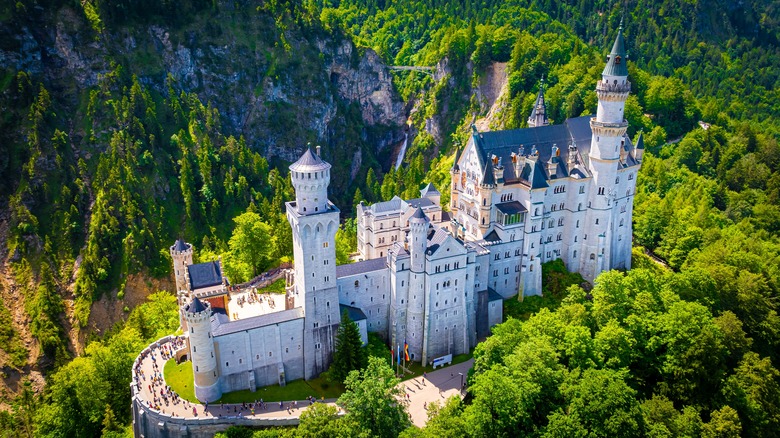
left=388, top=66, right=436, bottom=77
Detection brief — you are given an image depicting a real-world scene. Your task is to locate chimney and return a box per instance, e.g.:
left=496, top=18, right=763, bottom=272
left=568, top=144, right=577, bottom=165
left=316, top=145, right=321, bottom=156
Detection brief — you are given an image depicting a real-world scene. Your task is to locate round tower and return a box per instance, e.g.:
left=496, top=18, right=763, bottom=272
left=183, top=297, right=222, bottom=402
left=408, top=207, right=429, bottom=273
left=170, top=240, right=193, bottom=293
left=405, top=207, right=429, bottom=362
left=289, top=144, right=331, bottom=215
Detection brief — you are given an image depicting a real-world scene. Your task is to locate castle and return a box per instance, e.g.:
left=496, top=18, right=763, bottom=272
left=172, top=26, right=641, bottom=402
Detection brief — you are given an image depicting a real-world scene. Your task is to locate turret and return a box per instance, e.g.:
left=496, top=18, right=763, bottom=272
left=170, top=239, right=193, bottom=293
left=183, top=297, right=221, bottom=402
left=634, top=131, right=644, bottom=163
left=289, top=144, right=331, bottom=215
left=527, top=77, right=549, bottom=128
left=408, top=207, right=429, bottom=273
left=420, top=183, right=441, bottom=207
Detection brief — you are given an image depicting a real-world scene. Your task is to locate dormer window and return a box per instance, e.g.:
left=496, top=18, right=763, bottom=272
left=615, top=56, right=621, bottom=64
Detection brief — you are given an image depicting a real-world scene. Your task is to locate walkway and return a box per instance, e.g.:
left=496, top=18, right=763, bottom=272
left=133, top=340, right=338, bottom=421
left=134, top=339, right=473, bottom=427
left=400, top=358, right=474, bottom=427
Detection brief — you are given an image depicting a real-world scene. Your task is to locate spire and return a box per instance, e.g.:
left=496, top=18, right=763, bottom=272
left=527, top=76, right=549, bottom=128
left=602, top=20, right=628, bottom=77
left=188, top=296, right=207, bottom=313
left=451, top=147, right=461, bottom=172
left=410, top=206, right=428, bottom=221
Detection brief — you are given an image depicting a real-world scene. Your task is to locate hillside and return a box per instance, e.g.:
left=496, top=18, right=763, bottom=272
left=0, top=0, right=779, bottom=436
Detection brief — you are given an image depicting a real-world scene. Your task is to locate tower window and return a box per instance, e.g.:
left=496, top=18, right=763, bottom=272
left=323, top=242, right=329, bottom=248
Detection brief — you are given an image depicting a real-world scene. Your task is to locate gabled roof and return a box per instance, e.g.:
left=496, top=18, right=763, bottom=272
left=603, top=24, right=628, bottom=77
left=404, top=197, right=435, bottom=209
left=336, top=257, right=387, bottom=278
left=339, top=304, right=367, bottom=322
left=370, top=196, right=404, bottom=214
left=211, top=308, right=304, bottom=337
left=635, top=131, right=644, bottom=150
left=420, top=182, right=440, bottom=198
left=188, top=261, right=223, bottom=290
left=483, top=230, right=501, bottom=243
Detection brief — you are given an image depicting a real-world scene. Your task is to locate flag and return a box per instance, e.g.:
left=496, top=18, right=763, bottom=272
left=404, top=340, right=410, bottom=362
left=397, top=344, right=401, bottom=365
left=390, top=344, right=394, bottom=363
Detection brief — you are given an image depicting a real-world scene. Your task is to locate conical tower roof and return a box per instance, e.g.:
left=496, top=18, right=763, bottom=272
left=527, top=76, right=549, bottom=127
left=290, top=144, right=330, bottom=172
left=410, top=206, right=428, bottom=221
left=188, top=296, right=207, bottom=313
left=173, top=239, right=188, bottom=252
left=602, top=22, right=628, bottom=77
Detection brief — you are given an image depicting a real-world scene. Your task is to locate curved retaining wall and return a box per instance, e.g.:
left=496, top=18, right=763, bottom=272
left=131, top=336, right=302, bottom=438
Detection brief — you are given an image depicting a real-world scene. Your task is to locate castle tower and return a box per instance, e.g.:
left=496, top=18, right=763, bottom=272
left=286, top=146, right=342, bottom=380
left=406, top=207, right=429, bottom=363
left=527, top=77, right=549, bottom=128
left=183, top=297, right=222, bottom=402
left=170, top=239, right=193, bottom=293
left=583, top=23, right=631, bottom=281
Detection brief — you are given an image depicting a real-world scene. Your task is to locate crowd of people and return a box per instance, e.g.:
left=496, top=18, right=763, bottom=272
left=133, top=337, right=189, bottom=416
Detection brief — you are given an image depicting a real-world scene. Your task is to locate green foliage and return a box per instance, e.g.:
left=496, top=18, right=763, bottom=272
left=337, top=356, right=410, bottom=438
left=335, top=218, right=357, bottom=265
left=224, top=211, right=274, bottom=282
left=330, top=310, right=367, bottom=383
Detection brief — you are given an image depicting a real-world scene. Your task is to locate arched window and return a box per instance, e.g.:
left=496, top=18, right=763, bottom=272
left=590, top=253, right=596, bottom=260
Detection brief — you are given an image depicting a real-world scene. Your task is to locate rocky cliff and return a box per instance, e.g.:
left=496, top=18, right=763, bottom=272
left=0, top=3, right=407, bottom=168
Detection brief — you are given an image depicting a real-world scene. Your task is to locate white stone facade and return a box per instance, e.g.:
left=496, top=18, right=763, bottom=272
left=173, top=27, right=638, bottom=399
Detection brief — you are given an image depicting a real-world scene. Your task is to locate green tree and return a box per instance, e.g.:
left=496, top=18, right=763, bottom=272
left=225, top=211, right=273, bottom=282
left=702, top=406, right=742, bottom=438
left=331, top=310, right=367, bottom=383
left=721, top=352, right=780, bottom=436
left=337, top=356, right=410, bottom=438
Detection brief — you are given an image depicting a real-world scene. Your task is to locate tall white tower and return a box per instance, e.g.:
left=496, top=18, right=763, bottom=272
left=286, top=146, right=342, bottom=380
left=405, top=207, right=429, bottom=362
left=583, top=23, right=631, bottom=281
left=170, top=239, right=193, bottom=293
left=183, top=297, right=222, bottom=402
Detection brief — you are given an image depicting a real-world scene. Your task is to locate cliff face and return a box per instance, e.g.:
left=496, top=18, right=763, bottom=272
left=0, top=3, right=406, bottom=167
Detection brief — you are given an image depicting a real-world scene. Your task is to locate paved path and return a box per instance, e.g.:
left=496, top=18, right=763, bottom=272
left=400, top=359, right=474, bottom=427
left=135, top=339, right=473, bottom=427
left=134, top=340, right=338, bottom=420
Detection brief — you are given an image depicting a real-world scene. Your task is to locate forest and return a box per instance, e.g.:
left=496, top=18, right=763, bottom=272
left=0, top=0, right=779, bottom=436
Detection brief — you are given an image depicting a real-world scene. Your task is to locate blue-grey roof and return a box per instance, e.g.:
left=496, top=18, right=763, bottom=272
left=420, top=183, right=440, bottom=197
left=404, top=197, right=435, bottom=209
left=290, top=146, right=330, bottom=172
left=635, top=131, right=644, bottom=149
left=188, top=261, right=223, bottom=290
left=487, top=288, right=503, bottom=302
left=410, top=206, right=428, bottom=220
left=426, top=226, right=454, bottom=254
left=336, top=257, right=387, bottom=278
left=187, top=296, right=207, bottom=313
left=483, top=230, right=501, bottom=243
left=370, top=196, right=403, bottom=214
left=603, top=26, right=628, bottom=77
left=472, top=116, right=595, bottom=187
left=173, top=239, right=189, bottom=252
left=495, top=201, right=527, bottom=215
left=339, top=304, right=367, bottom=322
left=211, top=308, right=304, bottom=337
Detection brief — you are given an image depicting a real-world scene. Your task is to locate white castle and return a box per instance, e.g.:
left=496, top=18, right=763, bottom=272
left=173, top=27, right=641, bottom=402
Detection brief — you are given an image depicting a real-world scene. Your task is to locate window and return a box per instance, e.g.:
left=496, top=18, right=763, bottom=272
left=590, top=253, right=595, bottom=260
left=620, top=219, right=624, bottom=227
left=493, top=270, right=498, bottom=277
left=628, top=173, right=634, bottom=180
left=323, top=242, right=329, bottom=248
left=579, top=185, right=585, bottom=194
left=226, top=362, right=229, bottom=367
left=558, top=218, right=564, bottom=226
left=193, top=346, right=196, bottom=352
left=494, top=254, right=500, bottom=260
left=598, top=187, right=605, bottom=195
left=615, top=177, right=620, bottom=184
left=573, top=250, right=577, bottom=258
left=595, top=219, right=599, bottom=225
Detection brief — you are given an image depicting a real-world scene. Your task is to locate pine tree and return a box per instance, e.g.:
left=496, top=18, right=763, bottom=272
left=331, top=310, right=367, bottom=383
